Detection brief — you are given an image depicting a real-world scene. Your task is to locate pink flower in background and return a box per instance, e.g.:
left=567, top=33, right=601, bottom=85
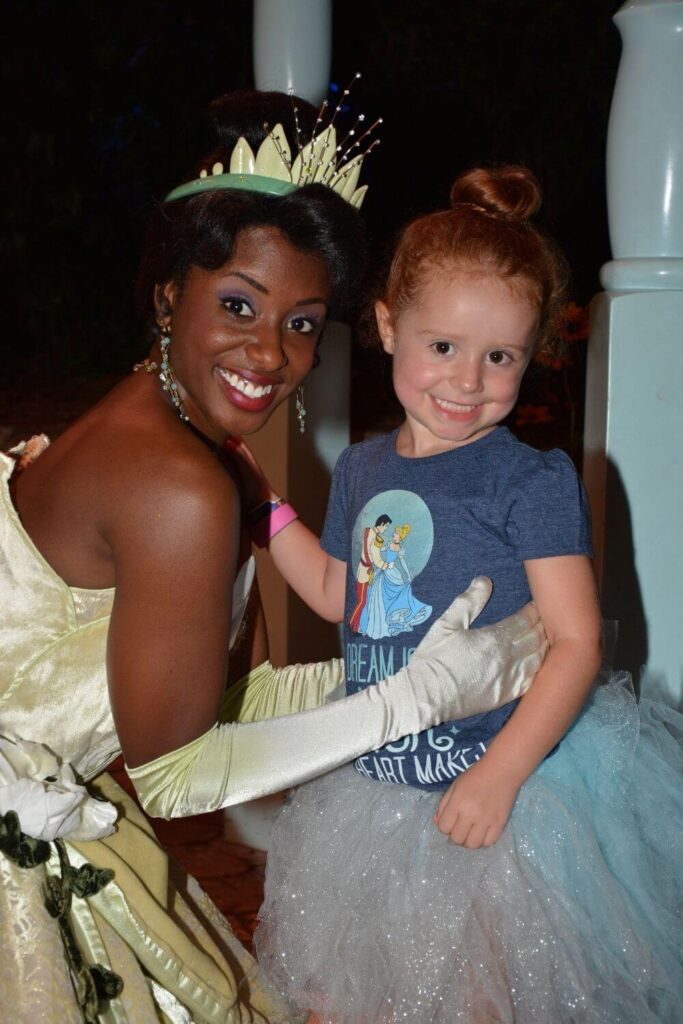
left=515, top=404, right=555, bottom=427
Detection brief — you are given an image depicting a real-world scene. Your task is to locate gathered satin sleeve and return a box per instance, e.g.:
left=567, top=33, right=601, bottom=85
left=220, top=659, right=345, bottom=724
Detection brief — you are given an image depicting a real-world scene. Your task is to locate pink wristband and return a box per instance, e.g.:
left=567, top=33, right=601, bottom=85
left=249, top=501, right=299, bottom=548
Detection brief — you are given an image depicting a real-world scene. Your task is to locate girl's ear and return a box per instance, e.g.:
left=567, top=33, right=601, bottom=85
left=375, top=301, right=396, bottom=354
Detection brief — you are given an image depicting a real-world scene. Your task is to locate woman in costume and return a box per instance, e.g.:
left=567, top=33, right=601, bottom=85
left=0, top=91, right=546, bottom=1024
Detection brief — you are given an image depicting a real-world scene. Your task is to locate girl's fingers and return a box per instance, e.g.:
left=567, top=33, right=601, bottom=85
left=463, top=821, right=489, bottom=849
left=435, top=788, right=451, bottom=821
left=450, top=816, right=474, bottom=847
left=483, top=821, right=505, bottom=847
left=435, top=800, right=458, bottom=836
left=481, top=825, right=497, bottom=848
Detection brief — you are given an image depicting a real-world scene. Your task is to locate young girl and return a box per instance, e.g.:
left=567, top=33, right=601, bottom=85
left=252, top=166, right=683, bottom=1022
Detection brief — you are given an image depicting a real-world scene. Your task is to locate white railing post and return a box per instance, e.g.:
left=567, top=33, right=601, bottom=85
left=584, top=0, right=683, bottom=705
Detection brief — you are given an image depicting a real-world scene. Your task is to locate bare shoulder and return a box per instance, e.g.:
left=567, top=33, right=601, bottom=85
left=98, top=422, right=241, bottom=565
left=14, top=377, right=242, bottom=588
left=59, top=379, right=239, bottom=559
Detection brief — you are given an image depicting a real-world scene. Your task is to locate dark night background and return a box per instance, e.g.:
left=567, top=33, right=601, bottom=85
left=2, top=0, right=623, bottom=450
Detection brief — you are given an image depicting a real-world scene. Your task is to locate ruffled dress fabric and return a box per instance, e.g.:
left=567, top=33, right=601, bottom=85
left=256, top=675, right=683, bottom=1022
left=0, top=448, right=301, bottom=1024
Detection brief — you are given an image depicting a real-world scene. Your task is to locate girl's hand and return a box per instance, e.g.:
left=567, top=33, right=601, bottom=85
left=224, top=435, right=278, bottom=511
left=433, top=760, right=520, bottom=849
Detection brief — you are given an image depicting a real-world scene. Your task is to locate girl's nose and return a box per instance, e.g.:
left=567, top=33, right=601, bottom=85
left=246, top=328, right=288, bottom=373
left=454, top=362, right=483, bottom=394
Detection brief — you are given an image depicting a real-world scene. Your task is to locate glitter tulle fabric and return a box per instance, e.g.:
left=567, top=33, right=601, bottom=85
left=256, top=675, right=683, bottom=1022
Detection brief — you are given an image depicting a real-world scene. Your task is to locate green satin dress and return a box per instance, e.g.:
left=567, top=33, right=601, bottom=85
left=0, top=449, right=339, bottom=1023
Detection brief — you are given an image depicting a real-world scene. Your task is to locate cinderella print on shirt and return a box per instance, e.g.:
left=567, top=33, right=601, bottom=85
left=348, top=490, right=433, bottom=640
left=341, top=474, right=521, bottom=789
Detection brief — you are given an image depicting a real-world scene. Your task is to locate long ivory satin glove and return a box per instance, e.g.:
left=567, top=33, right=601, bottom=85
left=219, top=658, right=345, bottom=724
left=128, top=578, right=546, bottom=819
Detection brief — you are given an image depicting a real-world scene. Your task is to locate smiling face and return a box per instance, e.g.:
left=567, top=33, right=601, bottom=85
left=158, top=225, right=332, bottom=442
left=376, top=268, right=538, bottom=457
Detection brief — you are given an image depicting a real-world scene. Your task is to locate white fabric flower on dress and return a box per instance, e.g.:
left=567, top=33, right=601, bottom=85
left=0, top=733, right=117, bottom=842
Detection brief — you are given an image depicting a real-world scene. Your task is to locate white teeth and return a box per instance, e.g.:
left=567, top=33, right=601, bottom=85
left=218, top=368, right=274, bottom=399
left=434, top=396, right=479, bottom=413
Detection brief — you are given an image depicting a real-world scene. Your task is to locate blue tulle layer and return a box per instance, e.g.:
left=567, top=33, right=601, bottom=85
left=256, top=676, right=683, bottom=1023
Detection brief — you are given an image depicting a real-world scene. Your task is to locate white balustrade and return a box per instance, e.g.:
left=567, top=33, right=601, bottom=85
left=585, top=0, right=683, bottom=705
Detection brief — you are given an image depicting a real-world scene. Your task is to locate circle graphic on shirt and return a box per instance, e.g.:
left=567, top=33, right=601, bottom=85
left=348, top=490, right=434, bottom=639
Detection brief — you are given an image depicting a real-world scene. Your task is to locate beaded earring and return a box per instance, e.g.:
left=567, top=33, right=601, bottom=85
left=158, top=321, right=190, bottom=423
left=295, top=386, right=307, bottom=434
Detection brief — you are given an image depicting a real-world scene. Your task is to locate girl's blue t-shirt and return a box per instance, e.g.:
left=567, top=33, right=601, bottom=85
left=320, top=426, right=593, bottom=790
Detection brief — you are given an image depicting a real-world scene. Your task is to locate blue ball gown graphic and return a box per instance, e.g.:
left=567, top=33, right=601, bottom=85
left=359, top=529, right=432, bottom=639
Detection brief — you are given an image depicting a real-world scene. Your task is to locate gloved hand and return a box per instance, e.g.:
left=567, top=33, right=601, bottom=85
left=128, top=578, right=546, bottom=818
left=397, top=575, right=546, bottom=730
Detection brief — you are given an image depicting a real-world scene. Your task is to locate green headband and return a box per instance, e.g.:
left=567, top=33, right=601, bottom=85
left=165, top=172, right=298, bottom=204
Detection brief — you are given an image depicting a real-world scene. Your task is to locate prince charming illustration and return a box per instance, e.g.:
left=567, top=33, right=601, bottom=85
left=349, top=515, right=392, bottom=632
left=349, top=517, right=432, bottom=639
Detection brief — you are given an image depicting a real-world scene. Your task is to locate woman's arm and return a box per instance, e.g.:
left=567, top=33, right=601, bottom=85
left=435, top=555, right=602, bottom=848
left=221, top=659, right=345, bottom=723
left=107, top=455, right=242, bottom=768
left=124, top=576, right=547, bottom=819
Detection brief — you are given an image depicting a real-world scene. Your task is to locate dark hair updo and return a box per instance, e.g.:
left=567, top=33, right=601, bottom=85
left=137, top=90, right=367, bottom=329
left=383, top=164, right=569, bottom=354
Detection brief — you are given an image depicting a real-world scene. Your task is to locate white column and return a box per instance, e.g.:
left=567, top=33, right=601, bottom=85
left=253, top=0, right=332, bottom=105
left=584, top=0, right=683, bottom=706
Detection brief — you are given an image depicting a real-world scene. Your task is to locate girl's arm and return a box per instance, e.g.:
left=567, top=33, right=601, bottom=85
left=435, top=554, right=602, bottom=849
left=268, top=521, right=346, bottom=623
left=224, top=435, right=345, bottom=622
left=482, top=554, right=602, bottom=776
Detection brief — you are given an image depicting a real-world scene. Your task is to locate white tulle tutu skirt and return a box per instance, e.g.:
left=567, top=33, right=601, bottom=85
left=256, top=676, right=683, bottom=1022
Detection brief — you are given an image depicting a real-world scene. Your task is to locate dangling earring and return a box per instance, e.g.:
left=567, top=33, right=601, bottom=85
left=295, top=385, right=307, bottom=434
left=158, top=320, right=190, bottom=423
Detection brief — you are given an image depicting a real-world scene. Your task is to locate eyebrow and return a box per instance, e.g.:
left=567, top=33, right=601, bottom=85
left=226, top=271, right=328, bottom=307
left=229, top=271, right=268, bottom=293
